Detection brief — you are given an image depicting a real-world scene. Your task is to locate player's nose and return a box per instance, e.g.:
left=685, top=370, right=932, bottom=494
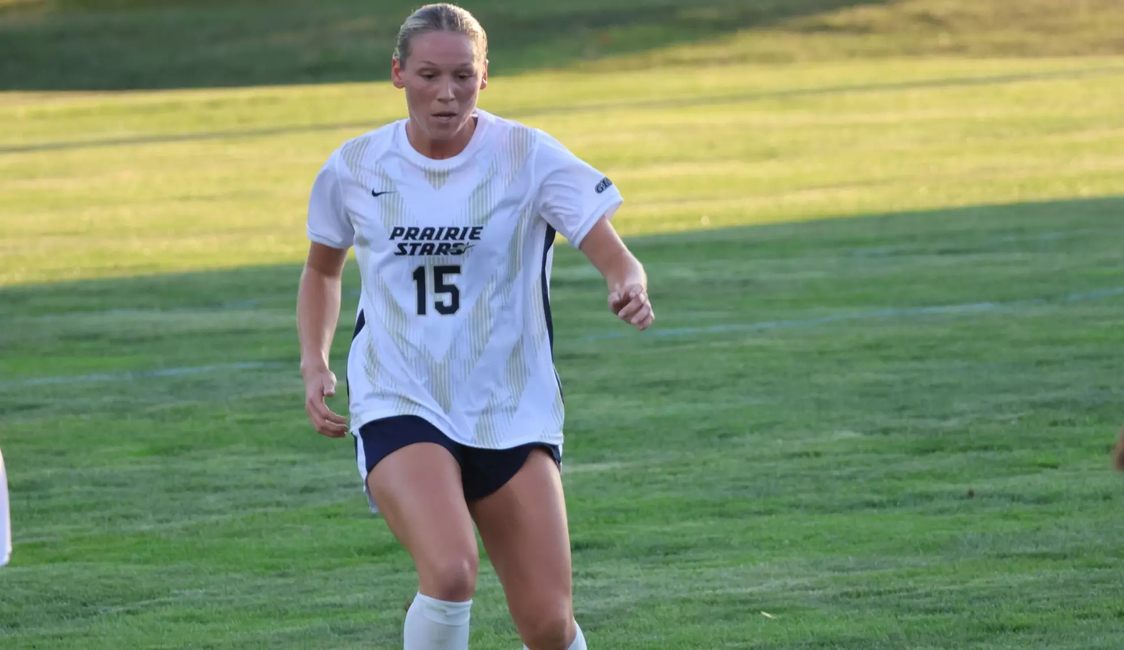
left=436, top=79, right=456, bottom=101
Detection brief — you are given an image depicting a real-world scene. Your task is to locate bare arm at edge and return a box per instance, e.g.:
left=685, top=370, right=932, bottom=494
left=297, top=242, right=350, bottom=437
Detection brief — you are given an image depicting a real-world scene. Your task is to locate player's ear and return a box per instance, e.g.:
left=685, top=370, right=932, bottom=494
left=391, top=58, right=407, bottom=89
left=479, top=59, right=488, bottom=91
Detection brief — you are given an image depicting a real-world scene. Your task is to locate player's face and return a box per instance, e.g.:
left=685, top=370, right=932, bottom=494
left=393, top=31, right=488, bottom=143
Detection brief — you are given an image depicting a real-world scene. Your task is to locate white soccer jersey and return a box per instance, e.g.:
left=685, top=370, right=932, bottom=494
left=307, top=109, right=622, bottom=449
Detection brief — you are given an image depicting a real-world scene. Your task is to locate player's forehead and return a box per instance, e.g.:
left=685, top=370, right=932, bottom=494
left=407, top=31, right=481, bottom=68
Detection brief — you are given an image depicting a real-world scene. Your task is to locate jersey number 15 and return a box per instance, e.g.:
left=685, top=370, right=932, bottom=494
left=412, top=265, right=461, bottom=316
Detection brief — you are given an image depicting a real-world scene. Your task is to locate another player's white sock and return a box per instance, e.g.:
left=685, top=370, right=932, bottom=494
left=0, top=448, right=11, bottom=568
left=523, top=621, right=586, bottom=650
left=403, top=592, right=472, bottom=650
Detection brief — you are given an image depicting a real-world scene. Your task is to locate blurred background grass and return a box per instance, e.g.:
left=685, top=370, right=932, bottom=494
left=2, top=0, right=1123, bottom=90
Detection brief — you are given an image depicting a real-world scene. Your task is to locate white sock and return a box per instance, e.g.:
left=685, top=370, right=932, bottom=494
left=0, top=449, right=10, bottom=567
left=568, top=623, right=587, bottom=650
left=523, top=621, right=586, bottom=650
left=403, top=592, right=472, bottom=650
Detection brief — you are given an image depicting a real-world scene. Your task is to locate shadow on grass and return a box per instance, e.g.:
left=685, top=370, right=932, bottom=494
left=2, top=195, right=1121, bottom=317
left=0, top=0, right=889, bottom=91
left=1, top=196, right=1121, bottom=423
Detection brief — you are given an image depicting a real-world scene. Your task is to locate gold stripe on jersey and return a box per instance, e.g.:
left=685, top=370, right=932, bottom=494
left=425, top=169, right=450, bottom=190
left=463, top=272, right=500, bottom=376
left=381, top=185, right=408, bottom=231
left=466, top=163, right=497, bottom=226
left=341, top=135, right=408, bottom=231
left=447, top=131, right=538, bottom=434
left=501, top=126, right=533, bottom=186
left=354, top=224, right=429, bottom=419
left=472, top=383, right=503, bottom=445
left=353, top=229, right=383, bottom=388
left=551, top=386, right=565, bottom=427
left=471, top=202, right=539, bottom=444
left=340, top=135, right=371, bottom=179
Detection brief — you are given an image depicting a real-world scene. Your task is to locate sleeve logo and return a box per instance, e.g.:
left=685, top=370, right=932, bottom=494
left=595, top=177, right=613, bottom=194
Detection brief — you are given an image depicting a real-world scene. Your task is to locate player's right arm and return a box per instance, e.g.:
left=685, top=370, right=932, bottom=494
left=300, top=149, right=355, bottom=438
left=298, top=243, right=350, bottom=438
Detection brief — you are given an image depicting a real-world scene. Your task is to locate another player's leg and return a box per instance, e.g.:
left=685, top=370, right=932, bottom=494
left=363, top=419, right=479, bottom=650
left=468, top=447, right=585, bottom=650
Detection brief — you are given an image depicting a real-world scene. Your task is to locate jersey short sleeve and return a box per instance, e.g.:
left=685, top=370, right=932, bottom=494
left=306, top=150, right=355, bottom=249
left=534, top=131, right=623, bottom=249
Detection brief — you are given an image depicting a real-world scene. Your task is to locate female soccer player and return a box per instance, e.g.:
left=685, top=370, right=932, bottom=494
left=296, top=4, right=653, bottom=649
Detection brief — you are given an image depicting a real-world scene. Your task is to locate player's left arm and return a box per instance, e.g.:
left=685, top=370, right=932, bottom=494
left=578, top=216, right=654, bottom=331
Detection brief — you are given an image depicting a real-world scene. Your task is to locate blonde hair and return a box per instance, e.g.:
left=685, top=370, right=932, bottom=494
left=394, top=3, right=488, bottom=68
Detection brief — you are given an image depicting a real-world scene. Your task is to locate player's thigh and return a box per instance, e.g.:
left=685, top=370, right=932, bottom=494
left=367, top=440, right=479, bottom=600
left=469, top=447, right=573, bottom=637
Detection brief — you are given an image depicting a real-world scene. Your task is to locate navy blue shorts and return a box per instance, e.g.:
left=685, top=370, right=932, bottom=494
left=354, top=415, right=562, bottom=504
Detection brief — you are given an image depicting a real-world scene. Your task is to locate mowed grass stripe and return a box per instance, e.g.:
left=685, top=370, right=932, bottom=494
left=4, top=58, right=1124, bottom=284
left=3, top=282, right=1123, bottom=393
left=3, top=61, right=1123, bottom=153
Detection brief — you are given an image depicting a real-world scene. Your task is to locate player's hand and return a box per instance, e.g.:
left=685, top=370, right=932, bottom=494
left=303, top=368, right=349, bottom=438
left=608, top=284, right=654, bottom=331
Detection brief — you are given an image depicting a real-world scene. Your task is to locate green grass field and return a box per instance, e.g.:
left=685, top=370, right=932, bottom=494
left=2, top=1, right=1124, bottom=648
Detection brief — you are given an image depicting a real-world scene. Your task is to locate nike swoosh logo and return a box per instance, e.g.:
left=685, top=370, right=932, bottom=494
left=371, top=190, right=396, bottom=197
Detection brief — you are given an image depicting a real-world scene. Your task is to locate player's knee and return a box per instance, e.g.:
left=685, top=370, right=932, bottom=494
left=418, top=553, right=478, bottom=602
left=519, top=604, right=575, bottom=650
